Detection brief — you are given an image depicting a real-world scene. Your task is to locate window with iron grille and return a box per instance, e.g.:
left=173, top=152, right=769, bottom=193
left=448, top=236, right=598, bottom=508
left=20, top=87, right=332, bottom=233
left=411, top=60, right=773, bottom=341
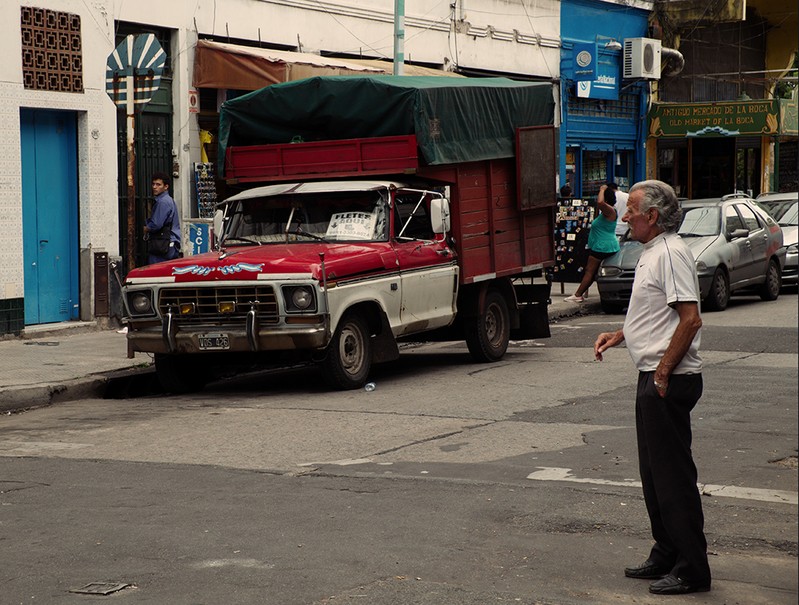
left=21, top=6, right=83, bottom=93
left=567, top=91, right=639, bottom=119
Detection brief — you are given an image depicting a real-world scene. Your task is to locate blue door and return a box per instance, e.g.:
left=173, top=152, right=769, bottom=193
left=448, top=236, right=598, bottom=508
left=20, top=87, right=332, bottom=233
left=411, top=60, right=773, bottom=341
left=20, top=109, right=79, bottom=324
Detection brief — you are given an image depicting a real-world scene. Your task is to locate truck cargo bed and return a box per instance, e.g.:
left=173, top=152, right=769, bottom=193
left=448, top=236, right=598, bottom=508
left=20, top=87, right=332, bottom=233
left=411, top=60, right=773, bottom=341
left=225, top=135, right=419, bottom=183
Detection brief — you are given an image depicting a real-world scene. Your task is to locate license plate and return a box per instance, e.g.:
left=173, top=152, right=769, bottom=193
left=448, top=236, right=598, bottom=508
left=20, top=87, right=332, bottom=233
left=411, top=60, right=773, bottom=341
left=198, top=333, right=230, bottom=350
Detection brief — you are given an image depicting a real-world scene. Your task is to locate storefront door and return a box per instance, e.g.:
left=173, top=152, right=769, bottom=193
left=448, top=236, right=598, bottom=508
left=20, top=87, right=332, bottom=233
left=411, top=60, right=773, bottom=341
left=692, top=138, right=735, bottom=198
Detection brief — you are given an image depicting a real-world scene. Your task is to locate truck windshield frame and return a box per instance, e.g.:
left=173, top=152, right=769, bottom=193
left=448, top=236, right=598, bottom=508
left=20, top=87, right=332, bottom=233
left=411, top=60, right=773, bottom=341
left=223, top=190, right=390, bottom=244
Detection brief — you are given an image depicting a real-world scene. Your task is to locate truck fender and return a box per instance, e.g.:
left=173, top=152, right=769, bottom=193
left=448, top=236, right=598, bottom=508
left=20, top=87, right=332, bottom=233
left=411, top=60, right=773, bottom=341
left=334, top=301, right=399, bottom=364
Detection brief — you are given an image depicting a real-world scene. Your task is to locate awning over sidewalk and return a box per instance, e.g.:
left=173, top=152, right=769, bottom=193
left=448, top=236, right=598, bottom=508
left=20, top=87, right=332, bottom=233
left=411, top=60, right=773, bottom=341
left=342, top=57, right=464, bottom=78
left=193, top=40, right=386, bottom=90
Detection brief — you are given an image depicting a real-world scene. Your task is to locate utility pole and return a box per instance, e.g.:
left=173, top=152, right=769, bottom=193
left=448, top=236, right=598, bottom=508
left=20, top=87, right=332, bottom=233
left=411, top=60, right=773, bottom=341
left=393, top=0, right=405, bottom=75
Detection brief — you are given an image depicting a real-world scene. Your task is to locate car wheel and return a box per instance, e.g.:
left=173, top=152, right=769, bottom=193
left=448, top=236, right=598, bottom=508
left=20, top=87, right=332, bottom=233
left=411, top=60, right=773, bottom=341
left=155, top=354, right=208, bottom=394
left=600, top=300, right=626, bottom=314
left=703, top=268, right=730, bottom=312
left=322, top=312, right=372, bottom=389
left=758, top=259, right=781, bottom=301
left=465, top=289, right=510, bottom=362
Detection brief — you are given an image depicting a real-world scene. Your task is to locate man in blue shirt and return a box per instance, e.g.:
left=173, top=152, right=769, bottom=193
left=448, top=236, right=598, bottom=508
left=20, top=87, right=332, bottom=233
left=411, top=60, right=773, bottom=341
left=144, top=172, right=181, bottom=264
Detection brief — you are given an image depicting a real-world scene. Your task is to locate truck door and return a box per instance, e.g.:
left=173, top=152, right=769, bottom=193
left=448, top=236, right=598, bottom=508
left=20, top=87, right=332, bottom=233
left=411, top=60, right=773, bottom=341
left=393, top=190, right=458, bottom=334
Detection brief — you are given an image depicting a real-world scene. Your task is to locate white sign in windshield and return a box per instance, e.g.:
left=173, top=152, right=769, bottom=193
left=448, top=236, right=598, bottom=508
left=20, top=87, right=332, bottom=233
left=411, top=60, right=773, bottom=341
left=326, top=212, right=377, bottom=240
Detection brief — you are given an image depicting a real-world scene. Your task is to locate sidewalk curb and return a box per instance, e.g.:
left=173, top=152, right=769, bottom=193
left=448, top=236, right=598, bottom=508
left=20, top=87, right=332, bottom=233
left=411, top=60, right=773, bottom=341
left=1, top=367, right=155, bottom=415
left=1, top=300, right=603, bottom=414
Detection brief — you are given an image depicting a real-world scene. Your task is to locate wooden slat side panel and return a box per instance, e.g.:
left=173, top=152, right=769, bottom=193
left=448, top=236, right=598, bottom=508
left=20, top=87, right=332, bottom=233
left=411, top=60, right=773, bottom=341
left=452, top=159, right=554, bottom=282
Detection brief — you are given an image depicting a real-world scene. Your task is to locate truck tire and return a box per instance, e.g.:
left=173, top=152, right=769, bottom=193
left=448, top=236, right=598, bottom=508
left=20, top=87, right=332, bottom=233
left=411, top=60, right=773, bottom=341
left=465, top=289, right=510, bottom=362
left=155, top=354, right=207, bottom=394
left=322, top=312, right=372, bottom=389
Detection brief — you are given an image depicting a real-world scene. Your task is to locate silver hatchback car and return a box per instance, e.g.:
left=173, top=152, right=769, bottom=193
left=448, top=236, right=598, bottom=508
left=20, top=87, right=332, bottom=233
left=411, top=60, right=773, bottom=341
left=597, top=194, right=785, bottom=313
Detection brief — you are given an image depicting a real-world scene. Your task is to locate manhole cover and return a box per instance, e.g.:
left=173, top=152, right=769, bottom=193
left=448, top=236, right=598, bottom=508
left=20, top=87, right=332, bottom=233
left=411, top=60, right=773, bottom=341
left=69, top=582, right=131, bottom=595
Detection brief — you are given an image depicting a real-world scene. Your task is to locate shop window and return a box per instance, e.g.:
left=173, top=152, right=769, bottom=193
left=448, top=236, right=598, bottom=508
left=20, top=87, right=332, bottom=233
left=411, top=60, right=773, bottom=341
left=568, top=91, right=639, bottom=119
left=582, top=151, right=607, bottom=198
left=778, top=140, right=798, bottom=192
left=692, top=138, right=735, bottom=199
left=657, top=145, right=689, bottom=198
left=735, top=145, right=761, bottom=197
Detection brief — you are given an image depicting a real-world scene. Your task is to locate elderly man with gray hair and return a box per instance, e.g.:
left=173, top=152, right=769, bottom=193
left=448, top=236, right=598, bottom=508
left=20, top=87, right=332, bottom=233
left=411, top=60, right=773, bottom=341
left=593, top=180, right=711, bottom=595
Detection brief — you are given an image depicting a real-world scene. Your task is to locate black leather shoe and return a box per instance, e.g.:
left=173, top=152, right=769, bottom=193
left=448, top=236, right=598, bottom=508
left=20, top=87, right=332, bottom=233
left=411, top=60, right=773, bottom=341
left=624, top=559, right=670, bottom=579
left=649, top=574, right=711, bottom=595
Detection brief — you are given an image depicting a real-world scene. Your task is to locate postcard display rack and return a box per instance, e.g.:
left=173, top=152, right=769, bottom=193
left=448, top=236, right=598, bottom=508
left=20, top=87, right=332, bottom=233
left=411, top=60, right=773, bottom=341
left=551, top=198, right=595, bottom=285
left=194, top=162, right=217, bottom=219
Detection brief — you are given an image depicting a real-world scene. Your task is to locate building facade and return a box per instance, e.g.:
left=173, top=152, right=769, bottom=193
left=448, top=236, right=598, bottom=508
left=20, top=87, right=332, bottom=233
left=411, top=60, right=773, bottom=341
left=0, top=0, right=565, bottom=336
left=559, top=0, right=653, bottom=198
left=646, top=0, right=798, bottom=197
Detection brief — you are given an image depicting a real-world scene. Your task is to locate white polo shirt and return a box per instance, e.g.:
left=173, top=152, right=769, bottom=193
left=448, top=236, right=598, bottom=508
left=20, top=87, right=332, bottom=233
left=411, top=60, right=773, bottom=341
left=623, top=232, right=702, bottom=374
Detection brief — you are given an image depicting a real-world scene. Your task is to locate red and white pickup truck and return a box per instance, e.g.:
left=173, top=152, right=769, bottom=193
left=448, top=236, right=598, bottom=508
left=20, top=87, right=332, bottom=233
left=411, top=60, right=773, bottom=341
left=122, top=76, right=557, bottom=392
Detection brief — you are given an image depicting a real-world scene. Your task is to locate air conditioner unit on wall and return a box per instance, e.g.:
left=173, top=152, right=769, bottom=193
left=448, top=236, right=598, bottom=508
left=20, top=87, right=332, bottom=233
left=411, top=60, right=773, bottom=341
left=623, top=38, right=661, bottom=80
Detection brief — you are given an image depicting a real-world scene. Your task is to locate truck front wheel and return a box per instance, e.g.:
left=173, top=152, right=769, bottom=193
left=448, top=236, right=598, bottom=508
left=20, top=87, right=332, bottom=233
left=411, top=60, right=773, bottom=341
left=465, top=290, right=510, bottom=362
left=322, top=312, right=372, bottom=389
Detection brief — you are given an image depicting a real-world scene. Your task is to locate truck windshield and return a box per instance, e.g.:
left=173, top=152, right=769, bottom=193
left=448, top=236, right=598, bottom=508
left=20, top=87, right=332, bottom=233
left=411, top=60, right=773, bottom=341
left=224, top=190, right=389, bottom=244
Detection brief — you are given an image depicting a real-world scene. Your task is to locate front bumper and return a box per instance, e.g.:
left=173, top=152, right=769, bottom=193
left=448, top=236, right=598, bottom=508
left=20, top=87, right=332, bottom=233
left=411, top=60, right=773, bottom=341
left=127, top=321, right=328, bottom=356
left=124, top=280, right=329, bottom=356
left=596, top=276, right=634, bottom=306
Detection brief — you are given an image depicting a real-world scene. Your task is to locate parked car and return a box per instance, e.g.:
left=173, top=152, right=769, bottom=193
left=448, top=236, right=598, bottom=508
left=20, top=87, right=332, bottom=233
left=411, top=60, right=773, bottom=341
left=757, top=192, right=798, bottom=287
left=596, top=194, right=785, bottom=313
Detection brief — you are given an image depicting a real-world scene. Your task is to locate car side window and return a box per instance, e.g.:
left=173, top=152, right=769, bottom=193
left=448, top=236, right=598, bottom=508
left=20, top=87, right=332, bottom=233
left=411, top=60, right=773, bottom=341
left=735, top=204, right=761, bottom=232
left=724, top=205, right=745, bottom=234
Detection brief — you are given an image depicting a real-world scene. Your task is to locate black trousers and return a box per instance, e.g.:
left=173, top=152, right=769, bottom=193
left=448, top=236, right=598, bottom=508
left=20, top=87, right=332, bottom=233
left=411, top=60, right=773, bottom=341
left=636, top=371, right=711, bottom=585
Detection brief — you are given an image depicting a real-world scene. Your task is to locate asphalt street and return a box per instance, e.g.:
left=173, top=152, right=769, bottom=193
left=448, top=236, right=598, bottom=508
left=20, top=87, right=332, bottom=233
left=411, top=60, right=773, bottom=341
left=0, top=291, right=796, bottom=605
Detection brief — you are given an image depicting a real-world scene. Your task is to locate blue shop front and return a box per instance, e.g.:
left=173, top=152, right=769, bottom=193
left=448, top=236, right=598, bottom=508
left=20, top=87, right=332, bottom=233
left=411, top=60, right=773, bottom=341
left=560, top=0, right=652, bottom=198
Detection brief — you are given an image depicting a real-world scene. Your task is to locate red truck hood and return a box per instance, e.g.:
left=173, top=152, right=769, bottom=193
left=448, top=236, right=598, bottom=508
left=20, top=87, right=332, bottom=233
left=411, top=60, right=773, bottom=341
left=126, top=243, right=395, bottom=283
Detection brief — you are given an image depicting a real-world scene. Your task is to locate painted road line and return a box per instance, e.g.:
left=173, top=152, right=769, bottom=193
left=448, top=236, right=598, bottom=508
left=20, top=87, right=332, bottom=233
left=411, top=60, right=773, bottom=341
left=527, top=467, right=797, bottom=505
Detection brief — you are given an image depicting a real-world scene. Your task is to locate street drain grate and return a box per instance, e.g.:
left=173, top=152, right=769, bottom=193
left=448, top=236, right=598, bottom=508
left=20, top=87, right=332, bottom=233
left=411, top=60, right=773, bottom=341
left=69, top=582, right=131, bottom=595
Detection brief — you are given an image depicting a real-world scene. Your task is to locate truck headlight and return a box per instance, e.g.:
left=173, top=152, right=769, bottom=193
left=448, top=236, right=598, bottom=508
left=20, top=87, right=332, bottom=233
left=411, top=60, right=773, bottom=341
left=126, top=290, right=154, bottom=316
left=282, top=285, right=316, bottom=312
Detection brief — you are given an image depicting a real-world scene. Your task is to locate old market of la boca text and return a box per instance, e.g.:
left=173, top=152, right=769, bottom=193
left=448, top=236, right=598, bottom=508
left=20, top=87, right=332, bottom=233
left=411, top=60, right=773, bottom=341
left=646, top=97, right=796, bottom=198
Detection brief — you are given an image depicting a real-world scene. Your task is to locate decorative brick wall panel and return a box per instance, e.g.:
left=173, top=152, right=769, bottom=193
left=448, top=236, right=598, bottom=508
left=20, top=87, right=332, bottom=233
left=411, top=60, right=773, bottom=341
left=21, top=6, right=83, bottom=93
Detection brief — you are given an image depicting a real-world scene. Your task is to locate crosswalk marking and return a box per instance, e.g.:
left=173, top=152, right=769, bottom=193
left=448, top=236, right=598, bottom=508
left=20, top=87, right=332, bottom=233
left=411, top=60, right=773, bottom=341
left=527, top=467, right=797, bottom=505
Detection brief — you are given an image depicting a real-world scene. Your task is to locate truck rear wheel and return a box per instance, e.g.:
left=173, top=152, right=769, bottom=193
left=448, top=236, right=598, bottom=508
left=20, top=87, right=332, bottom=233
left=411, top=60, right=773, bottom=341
left=465, top=290, right=510, bottom=362
left=155, top=354, right=207, bottom=394
left=322, top=312, right=372, bottom=389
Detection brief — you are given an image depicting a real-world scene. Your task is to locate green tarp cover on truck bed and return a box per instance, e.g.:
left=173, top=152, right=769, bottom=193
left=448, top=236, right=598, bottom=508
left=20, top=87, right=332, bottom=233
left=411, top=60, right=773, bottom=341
left=218, top=75, right=554, bottom=173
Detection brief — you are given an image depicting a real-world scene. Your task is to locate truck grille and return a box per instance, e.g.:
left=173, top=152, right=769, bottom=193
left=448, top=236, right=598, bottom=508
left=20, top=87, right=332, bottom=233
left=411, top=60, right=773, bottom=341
left=158, top=286, right=279, bottom=325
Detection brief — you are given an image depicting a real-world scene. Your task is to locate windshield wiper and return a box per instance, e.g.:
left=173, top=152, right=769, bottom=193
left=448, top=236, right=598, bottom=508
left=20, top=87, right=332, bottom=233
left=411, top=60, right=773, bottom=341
left=222, top=236, right=262, bottom=246
left=292, top=227, right=328, bottom=242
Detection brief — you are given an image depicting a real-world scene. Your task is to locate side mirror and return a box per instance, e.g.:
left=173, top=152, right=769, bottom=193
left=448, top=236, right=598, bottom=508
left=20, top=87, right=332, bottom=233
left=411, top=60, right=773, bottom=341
left=213, top=209, right=225, bottom=249
left=727, top=228, right=749, bottom=240
left=430, top=198, right=451, bottom=234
